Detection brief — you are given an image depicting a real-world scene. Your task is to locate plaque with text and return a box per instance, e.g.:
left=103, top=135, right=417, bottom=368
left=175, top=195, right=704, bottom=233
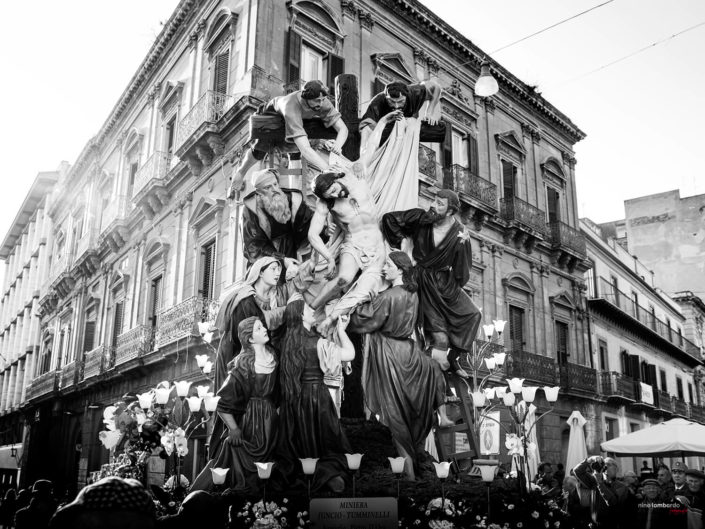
left=310, top=497, right=397, bottom=529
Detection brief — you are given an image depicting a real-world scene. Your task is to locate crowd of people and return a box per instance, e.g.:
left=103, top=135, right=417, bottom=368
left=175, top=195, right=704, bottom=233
left=542, top=456, right=705, bottom=529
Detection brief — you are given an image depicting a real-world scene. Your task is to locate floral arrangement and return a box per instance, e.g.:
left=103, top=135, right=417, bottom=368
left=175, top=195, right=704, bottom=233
left=232, top=498, right=310, bottom=528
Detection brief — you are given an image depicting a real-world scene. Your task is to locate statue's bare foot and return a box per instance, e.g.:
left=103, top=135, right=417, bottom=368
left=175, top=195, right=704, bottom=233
left=431, top=348, right=451, bottom=371
left=438, top=415, right=456, bottom=428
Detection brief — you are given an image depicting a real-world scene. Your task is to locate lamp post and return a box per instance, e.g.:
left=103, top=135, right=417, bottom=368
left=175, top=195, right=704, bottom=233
left=345, top=453, right=363, bottom=497
left=473, top=459, right=498, bottom=521
left=255, top=462, right=275, bottom=503
left=388, top=457, right=406, bottom=498
left=300, top=458, right=318, bottom=501
left=433, top=462, right=451, bottom=508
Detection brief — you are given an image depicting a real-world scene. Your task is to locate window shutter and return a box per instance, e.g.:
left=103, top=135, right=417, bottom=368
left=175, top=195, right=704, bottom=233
left=83, top=321, right=96, bottom=353
left=327, top=53, right=344, bottom=93
left=509, top=306, right=524, bottom=352
left=200, top=242, right=216, bottom=299
left=629, top=354, right=641, bottom=380
left=660, top=370, right=667, bottom=392
left=502, top=160, right=516, bottom=198
left=151, top=276, right=163, bottom=328
left=442, top=121, right=453, bottom=169
left=647, top=364, right=657, bottom=387
left=112, top=302, right=124, bottom=347
left=287, top=30, right=302, bottom=83
left=555, top=321, right=569, bottom=364
left=547, top=187, right=560, bottom=223
left=467, top=134, right=479, bottom=176
left=214, top=49, right=230, bottom=94
left=371, top=78, right=385, bottom=96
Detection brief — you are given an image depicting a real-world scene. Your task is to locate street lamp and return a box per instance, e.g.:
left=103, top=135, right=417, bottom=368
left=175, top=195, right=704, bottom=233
left=473, top=459, right=498, bottom=521
left=433, top=461, right=451, bottom=508
left=300, top=458, right=318, bottom=500
left=388, top=457, right=406, bottom=498
left=475, top=60, right=499, bottom=98
left=345, top=453, right=363, bottom=497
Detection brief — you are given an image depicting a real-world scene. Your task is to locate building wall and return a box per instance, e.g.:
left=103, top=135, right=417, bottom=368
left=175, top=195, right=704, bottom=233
left=624, top=190, right=705, bottom=296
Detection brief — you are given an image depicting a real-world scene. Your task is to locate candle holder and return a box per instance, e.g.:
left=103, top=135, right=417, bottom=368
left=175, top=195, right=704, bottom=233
left=388, top=457, right=406, bottom=498
left=255, top=462, right=274, bottom=503
left=345, top=453, right=363, bottom=497
left=433, top=462, right=451, bottom=508
left=474, top=459, right=498, bottom=521
left=211, top=467, right=229, bottom=492
left=300, top=458, right=318, bottom=501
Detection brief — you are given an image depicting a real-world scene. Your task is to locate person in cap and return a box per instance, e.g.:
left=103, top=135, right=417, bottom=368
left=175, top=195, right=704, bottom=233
left=241, top=168, right=317, bottom=274
left=49, top=477, right=155, bottom=529
left=671, top=461, right=689, bottom=497
left=635, top=478, right=668, bottom=529
left=360, top=79, right=442, bottom=150
left=229, top=80, right=348, bottom=197
left=14, top=479, right=56, bottom=529
left=382, top=189, right=481, bottom=379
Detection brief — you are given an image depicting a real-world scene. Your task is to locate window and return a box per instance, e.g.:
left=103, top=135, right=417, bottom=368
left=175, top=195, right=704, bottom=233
left=38, top=336, right=53, bottom=375
left=676, top=377, right=684, bottom=400
left=605, top=417, right=618, bottom=441
left=111, top=301, right=124, bottom=348
left=631, top=292, right=639, bottom=320
left=508, top=305, right=525, bottom=352
left=149, top=276, right=163, bottom=329
left=610, top=275, right=620, bottom=306
left=213, top=47, right=230, bottom=95
left=598, top=340, right=608, bottom=371
left=649, top=305, right=657, bottom=330
left=199, top=241, right=216, bottom=299
left=451, top=130, right=468, bottom=168
left=620, top=350, right=640, bottom=379
left=165, top=116, right=177, bottom=156
left=501, top=159, right=517, bottom=198
left=688, top=382, right=694, bottom=403
left=666, top=318, right=672, bottom=341
left=555, top=321, right=569, bottom=365
left=659, top=369, right=667, bottom=392
left=546, top=187, right=560, bottom=223
left=301, top=43, right=324, bottom=82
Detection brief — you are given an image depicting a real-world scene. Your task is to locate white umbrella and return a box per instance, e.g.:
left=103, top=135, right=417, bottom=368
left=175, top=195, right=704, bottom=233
left=566, top=410, right=588, bottom=472
left=601, top=418, right=705, bottom=457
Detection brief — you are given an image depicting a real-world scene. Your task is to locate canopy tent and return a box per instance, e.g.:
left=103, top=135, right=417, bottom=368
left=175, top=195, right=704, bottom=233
left=601, top=418, right=705, bottom=457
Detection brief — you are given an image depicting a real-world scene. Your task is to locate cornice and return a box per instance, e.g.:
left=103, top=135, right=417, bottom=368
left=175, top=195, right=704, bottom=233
left=370, top=0, right=586, bottom=144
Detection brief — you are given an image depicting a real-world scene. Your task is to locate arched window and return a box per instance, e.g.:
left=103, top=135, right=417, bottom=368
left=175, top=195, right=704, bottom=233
left=205, top=10, right=238, bottom=95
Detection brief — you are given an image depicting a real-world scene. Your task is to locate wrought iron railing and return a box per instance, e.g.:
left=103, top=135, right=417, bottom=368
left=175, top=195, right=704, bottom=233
left=690, top=403, right=705, bottom=424
left=599, top=371, right=636, bottom=400
left=115, top=326, right=154, bottom=366
left=656, top=389, right=673, bottom=413
left=672, top=397, right=690, bottom=418
left=100, top=196, right=131, bottom=233
left=175, top=90, right=233, bottom=149
left=154, top=297, right=220, bottom=348
left=450, top=165, right=498, bottom=210
left=82, top=345, right=104, bottom=380
left=594, top=277, right=702, bottom=361
left=558, top=362, right=597, bottom=394
left=29, top=370, right=59, bottom=399
left=60, top=360, right=78, bottom=390
left=418, top=144, right=438, bottom=181
left=500, top=197, right=547, bottom=236
left=132, top=151, right=172, bottom=198
left=506, top=350, right=557, bottom=385
left=549, top=220, right=587, bottom=257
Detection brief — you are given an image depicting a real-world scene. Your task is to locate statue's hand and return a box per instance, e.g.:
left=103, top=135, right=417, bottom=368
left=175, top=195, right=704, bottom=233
left=233, top=286, right=256, bottom=307
left=227, top=427, right=243, bottom=446
left=325, top=259, right=337, bottom=280
left=338, top=314, right=350, bottom=330
left=424, top=116, right=439, bottom=126
left=227, top=174, right=245, bottom=199
left=319, top=316, right=335, bottom=336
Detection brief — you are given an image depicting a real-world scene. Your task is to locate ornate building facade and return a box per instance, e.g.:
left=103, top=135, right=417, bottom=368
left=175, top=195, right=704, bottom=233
left=5, top=0, right=604, bottom=490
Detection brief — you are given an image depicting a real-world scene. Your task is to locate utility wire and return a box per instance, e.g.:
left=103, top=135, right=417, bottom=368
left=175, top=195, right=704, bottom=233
left=490, top=0, right=615, bottom=54
left=551, top=20, right=705, bottom=87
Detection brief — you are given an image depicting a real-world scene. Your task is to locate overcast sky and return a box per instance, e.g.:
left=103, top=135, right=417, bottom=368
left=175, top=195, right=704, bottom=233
left=1, top=0, right=703, bottom=260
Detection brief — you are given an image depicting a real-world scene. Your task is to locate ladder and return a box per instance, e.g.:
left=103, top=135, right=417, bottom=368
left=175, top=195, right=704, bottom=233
left=434, top=373, right=479, bottom=473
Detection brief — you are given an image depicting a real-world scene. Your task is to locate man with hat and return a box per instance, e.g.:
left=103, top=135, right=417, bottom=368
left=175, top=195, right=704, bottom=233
left=228, top=80, right=348, bottom=197
left=675, top=467, right=705, bottom=527
left=14, top=479, right=56, bottom=529
left=636, top=478, right=668, bottom=528
left=670, top=461, right=690, bottom=499
left=382, top=189, right=482, bottom=379
left=241, top=168, right=316, bottom=272
left=49, top=477, right=156, bottom=529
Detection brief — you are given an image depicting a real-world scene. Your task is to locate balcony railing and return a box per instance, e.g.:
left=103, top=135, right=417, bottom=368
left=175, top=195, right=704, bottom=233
left=100, top=196, right=131, bottom=233
left=600, top=371, right=636, bottom=400
left=558, top=362, right=597, bottom=394
left=418, top=144, right=438, bottom=181
left=115, top=325, right=154, bottom=366
left=690, top=403, right=705, bottom=424
left=656, top=389, right=673, bottom=413
left=154, top=297, right=220, bottom=349
left=175, top=90, right=233, bottom=150
left=28, top=370, right=59, bottom=399
left=549, top=220, right=587, bottom=257
left=506, top=350, right=557, bottom=385
left=60, top=360, right=78, bottom=390
left=594, top=277, right=702, bottom=361
left=672, top=397, right=690, bottom=418
left=83, top=345, right=104, bottom=380
left=133, top=151, right=172, bottom=198
left=500, top=197, right=547, bottom=236
left=446, top=164, right=497, bottom=210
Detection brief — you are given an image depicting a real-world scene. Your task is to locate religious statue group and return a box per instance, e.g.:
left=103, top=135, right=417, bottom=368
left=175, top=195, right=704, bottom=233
left=191, top=78, right=482, bottom=494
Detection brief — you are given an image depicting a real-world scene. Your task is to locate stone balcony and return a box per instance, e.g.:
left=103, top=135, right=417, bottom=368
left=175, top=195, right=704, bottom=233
left=27, top=369, right=59, bottom=400
left=73, top=228, right=100, bottom=277
left=174, top=90, right=233, bottom=177
left=558, top=362, right=598, bottom=396
left=115, top=325, right=154, bottom=366
left=82, top=345, right=104, bottom=381
left=548, top=220, right=586, bottom=272
left=44, top=251, right=75, bottom=298
left=132, top=151, right=174, bottom=219
left=154, top=297, right=219, bottom=349
left=99, top=196, right=132, bottom=252
left=60, top=360, right=78, bottom=391
left=500, top=197, right=547, bottom=253
left=599, top=371, right=636, bottom=402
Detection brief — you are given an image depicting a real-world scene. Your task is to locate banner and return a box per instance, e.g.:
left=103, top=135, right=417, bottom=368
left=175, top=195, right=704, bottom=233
left=479, top=411, right=501, bottom=455
left=640, top=382, right=654, bottom=405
